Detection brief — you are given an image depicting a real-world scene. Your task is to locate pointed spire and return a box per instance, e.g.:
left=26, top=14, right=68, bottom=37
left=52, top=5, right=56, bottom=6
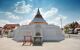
left=35, top=8, right=42, bottom=18
left=29, top=8, right=48, bottom=24
left=37, top=8, right=40, bottom=14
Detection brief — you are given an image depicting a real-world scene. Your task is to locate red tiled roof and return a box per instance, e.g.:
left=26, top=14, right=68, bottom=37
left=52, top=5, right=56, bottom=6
left=3, top=24, right=20, bottom=30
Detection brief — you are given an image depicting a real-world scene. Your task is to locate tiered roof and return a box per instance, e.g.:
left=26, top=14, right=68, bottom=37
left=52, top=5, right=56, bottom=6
left=29, top=9, right=48, bottom=24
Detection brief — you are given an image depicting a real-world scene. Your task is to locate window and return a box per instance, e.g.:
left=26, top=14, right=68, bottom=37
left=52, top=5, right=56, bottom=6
left=36, top=32, right=41, bottom=36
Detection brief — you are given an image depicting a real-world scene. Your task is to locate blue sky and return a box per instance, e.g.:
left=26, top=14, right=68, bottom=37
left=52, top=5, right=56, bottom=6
left=0, top=0, right=80, bottom=27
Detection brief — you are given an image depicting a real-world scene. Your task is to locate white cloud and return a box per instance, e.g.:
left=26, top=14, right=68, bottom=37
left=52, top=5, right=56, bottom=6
left=47, top=15, right=67, bottom=27
left=0, top=20, right=15, bottom=27
left=19, top=19, right=31, bottom=25
left=14, top=0, right=32, bottom=13
left=0, top=12, right=20, bottom=19
left=5, top=12, right=20, bottom=19
left=77, top=20, right=80, bottom=24
left=31, top=8, right=58, bottom=18
left=43, top=8, right=58, bottom=18
left=0, top=4, right=67, bottom=27
left=54, top=15, right=67, bottom=21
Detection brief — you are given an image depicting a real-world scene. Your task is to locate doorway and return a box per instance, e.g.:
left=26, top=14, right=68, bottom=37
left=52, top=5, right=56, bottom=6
left=33, top=32, right=43, bottom=46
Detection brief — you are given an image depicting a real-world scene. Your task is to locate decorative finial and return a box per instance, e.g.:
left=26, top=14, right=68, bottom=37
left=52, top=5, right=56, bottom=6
left=37, top=8, right=40, bottom=14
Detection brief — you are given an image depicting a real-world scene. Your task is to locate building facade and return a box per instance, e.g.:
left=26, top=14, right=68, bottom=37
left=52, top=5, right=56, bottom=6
left=12, top=9, right=64, bottom=42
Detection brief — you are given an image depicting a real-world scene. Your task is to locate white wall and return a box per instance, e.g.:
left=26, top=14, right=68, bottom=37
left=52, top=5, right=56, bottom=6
left=13, top=25, right=34, bottom=41
left=42, top=25, right=64, bottom=41
left=13, top=24, right=64, bottom=42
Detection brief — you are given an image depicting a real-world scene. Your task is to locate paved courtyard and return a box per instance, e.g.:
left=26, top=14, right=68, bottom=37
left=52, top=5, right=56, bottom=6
left=0, top=37, right=80, bottom=50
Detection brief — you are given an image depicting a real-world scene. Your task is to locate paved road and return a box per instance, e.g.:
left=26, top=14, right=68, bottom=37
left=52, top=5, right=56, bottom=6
left=0, top=37, right=80, bottom=50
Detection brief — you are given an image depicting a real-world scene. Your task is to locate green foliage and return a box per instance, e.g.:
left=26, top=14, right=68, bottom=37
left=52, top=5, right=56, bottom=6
left=64, top=27, right=69, bottom=33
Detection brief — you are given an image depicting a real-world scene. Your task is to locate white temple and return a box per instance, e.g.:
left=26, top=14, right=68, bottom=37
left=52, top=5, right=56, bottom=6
left=11, top=9, right=64, bottom=42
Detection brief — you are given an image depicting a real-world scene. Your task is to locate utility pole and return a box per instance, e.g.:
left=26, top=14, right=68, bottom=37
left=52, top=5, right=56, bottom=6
left=60, top=16, right=62, bottom=28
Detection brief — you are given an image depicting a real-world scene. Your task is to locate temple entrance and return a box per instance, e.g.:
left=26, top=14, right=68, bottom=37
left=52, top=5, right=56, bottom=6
left=33, top=32, right=43, bottom=46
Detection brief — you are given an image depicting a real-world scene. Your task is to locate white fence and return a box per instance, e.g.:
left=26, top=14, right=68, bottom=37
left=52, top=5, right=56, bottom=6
left=65, top=33, right=80, bottom=39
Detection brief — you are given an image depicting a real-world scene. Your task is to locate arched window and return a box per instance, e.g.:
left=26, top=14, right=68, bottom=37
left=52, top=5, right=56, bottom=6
left=36, top=32, right=41, bottom=36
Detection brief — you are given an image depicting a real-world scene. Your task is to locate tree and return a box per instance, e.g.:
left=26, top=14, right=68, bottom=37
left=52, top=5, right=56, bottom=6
left=70, top=22, right=79, bottom=33
left=64, top=21, right=79, bottom=34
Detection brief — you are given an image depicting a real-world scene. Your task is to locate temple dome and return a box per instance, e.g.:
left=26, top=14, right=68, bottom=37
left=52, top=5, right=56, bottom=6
left=29, top=9, right=48, bottom=24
